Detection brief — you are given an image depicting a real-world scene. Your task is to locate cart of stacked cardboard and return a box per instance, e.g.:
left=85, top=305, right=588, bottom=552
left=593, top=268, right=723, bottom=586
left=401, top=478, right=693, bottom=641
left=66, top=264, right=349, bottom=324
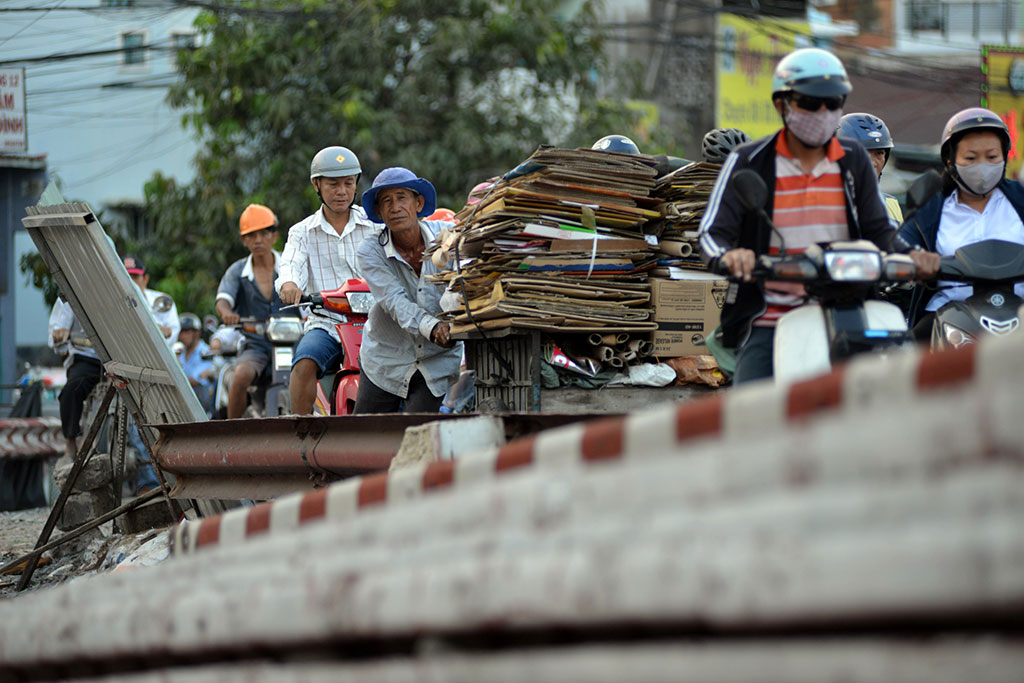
left=431, top=146, right=731, bottom=413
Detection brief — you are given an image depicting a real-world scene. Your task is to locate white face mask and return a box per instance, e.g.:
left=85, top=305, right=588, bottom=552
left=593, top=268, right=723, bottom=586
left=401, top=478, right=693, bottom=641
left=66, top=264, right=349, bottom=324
left=784, top=101, right=843, bottom=148
left=954, top=161, right=1004, bottom=196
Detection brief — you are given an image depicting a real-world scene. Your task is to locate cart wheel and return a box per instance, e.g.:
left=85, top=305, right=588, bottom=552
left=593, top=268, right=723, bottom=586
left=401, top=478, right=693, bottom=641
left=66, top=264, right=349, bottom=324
left=476, top=396, right=509, bottom=413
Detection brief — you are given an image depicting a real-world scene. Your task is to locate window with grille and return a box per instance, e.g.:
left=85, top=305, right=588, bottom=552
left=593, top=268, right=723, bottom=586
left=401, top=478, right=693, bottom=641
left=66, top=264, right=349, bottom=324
left=122, top=31, right=146, bottom=65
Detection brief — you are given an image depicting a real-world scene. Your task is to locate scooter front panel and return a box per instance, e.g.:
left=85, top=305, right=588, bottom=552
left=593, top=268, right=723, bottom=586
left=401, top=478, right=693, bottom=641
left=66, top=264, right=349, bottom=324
left=774, top=305, right=830, bottom=385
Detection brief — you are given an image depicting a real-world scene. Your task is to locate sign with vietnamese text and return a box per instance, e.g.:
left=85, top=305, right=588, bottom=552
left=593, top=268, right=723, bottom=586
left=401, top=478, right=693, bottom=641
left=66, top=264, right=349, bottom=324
left=716, top=15, right=810, bottom=139
left=0, top=68, right=27, bottom=152
left=982, top=45, right=1024, bottom=178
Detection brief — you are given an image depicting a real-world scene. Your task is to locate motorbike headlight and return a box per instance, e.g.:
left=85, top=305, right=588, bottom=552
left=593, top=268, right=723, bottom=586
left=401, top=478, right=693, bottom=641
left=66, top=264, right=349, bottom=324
left=347, top=292, right=375, bottom=314
left=824, top=251, right=882, bottom=282
left=266, top=318, right=303, bottom=343
left=942, top=323, right=976, bottom=349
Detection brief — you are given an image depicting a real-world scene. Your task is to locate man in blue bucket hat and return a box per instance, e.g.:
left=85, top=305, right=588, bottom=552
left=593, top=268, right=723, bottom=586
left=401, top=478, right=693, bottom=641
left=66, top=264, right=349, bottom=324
left=353, top=167, right=463, bottom=413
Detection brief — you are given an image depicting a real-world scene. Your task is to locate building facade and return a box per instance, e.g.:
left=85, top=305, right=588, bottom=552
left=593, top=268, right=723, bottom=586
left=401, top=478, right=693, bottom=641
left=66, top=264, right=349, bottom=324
left=1, top=0, right=199, bottom=392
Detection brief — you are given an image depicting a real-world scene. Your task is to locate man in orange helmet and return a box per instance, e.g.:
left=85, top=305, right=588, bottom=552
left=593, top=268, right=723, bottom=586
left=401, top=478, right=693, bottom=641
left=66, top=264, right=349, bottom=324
left=215, top=203, right=285, bottom=418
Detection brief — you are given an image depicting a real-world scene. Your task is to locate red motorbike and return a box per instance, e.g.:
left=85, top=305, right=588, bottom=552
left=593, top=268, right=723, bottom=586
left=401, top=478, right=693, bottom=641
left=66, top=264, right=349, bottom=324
left=298, top=279, right=374, bottom=416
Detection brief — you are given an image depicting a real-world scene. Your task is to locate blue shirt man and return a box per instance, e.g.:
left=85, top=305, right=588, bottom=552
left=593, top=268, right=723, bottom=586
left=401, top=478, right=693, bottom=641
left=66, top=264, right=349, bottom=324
left=354, top=167, right=462, bottom=413
left=177, top=313, right=215, bottom=412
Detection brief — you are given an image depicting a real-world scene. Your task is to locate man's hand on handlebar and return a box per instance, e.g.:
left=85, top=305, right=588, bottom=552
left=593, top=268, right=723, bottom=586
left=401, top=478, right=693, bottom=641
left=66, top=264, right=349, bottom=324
left=909, top=250, right=941, bottom=281
left=52, top=328, right=69, bottom=344
left=721, top=248, right=757, bottom=282
left=280, top=282, right=303, bottom=306
left=220, top=311, right=240, bottom=325
left=431, top=321, right=453, bottom=348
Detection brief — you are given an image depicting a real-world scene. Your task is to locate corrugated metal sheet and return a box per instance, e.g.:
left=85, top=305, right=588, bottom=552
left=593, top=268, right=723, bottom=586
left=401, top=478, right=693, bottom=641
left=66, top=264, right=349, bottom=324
left=21, top=202, right=205, bottom=438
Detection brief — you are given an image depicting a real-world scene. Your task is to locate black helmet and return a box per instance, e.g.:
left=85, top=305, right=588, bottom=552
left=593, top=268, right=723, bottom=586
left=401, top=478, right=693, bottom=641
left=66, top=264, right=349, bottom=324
left=940, top=107, right=1010, bottom=165
left=592, top=134, right=640, bottom=155
left=701, top=128, right=751, bottom=163
left=179, top=313, right=201, bottom=332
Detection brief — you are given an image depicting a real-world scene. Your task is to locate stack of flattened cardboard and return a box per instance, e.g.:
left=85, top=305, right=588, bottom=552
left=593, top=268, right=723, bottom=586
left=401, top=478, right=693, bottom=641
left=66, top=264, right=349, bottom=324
left=642, top=161, right=730, bottom=357
left=433, top=146, right=662, bottom=337
left=648, top=161, right=722, bottom=276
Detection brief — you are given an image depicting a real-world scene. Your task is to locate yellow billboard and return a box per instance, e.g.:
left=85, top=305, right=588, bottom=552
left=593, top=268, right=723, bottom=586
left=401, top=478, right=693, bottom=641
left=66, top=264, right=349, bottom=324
left=982, top=45, right=1024, bottom=178
left=716, top=15, right=811, bottom=139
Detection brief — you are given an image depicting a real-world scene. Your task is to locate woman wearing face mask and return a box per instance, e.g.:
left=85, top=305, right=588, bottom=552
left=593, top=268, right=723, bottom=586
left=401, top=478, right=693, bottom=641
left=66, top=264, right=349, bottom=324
left=897, top=107, right=1024, bottom=336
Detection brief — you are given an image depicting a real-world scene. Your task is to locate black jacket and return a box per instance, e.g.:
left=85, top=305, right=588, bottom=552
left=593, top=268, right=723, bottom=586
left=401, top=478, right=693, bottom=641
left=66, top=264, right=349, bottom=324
left=896, top=177, right=1024, bottom=325
left=698, top=131, right=903, bottom=348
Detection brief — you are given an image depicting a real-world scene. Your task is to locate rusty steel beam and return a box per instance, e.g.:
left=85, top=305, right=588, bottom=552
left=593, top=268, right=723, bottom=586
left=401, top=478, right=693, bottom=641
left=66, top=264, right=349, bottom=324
left=155, top=413, right=611, bottom=500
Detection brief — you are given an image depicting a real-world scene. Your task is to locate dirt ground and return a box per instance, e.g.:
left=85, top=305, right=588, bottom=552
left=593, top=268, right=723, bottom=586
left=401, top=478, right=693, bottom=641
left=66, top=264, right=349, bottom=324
left=0, top=507, right=169, bottom=599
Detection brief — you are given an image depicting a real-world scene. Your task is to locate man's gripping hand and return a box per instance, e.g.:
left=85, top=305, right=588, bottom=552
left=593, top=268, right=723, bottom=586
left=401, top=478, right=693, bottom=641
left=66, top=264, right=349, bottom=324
left=721, top=248, right=756, bottom=282
left=431, top=322, right=454, bottom=348
left=909, top=250, right=941, bottom=281
left=280, top=282, right=303, bottom=306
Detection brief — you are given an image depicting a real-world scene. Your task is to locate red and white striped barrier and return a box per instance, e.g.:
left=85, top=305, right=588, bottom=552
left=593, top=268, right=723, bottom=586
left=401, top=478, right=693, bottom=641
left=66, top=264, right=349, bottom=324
left=0, top=417, right=62, bottom=459
left=172, top=335, right=1006, bottom=555
left=1, top=331, right=1022, bottom=674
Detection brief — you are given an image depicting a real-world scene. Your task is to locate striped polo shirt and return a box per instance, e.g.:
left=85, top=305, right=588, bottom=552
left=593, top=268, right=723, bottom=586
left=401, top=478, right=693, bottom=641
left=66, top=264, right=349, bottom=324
left=755, top=134, right=850, bottom=327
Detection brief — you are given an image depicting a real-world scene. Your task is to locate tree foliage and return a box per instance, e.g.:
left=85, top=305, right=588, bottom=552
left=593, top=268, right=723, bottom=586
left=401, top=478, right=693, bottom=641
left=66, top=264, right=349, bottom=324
left=140, top=0, right=643, bottom=317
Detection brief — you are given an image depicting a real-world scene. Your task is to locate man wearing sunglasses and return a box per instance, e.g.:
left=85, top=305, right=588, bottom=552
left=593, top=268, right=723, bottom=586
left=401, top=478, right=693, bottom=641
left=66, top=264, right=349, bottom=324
left=698, top=47, right=903, bottom=384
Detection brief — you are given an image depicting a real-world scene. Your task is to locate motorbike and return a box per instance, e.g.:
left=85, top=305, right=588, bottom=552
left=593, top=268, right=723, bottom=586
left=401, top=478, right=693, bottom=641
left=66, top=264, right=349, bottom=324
left=893, top=168, right=1024, bottom=350
left=287, top=279, right=374, bottom=416
left=726, top=168, right=918, bottom=384
left=204, top=315, right=303, bottom=418
left=930, top=239, right=1024, bottom=349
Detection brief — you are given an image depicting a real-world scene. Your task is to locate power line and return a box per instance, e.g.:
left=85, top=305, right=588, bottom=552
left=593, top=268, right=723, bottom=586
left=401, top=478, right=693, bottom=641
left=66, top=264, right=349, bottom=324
left=0, top=0, right=64, bottom=49
left=0, top=39, right=190, bottom=67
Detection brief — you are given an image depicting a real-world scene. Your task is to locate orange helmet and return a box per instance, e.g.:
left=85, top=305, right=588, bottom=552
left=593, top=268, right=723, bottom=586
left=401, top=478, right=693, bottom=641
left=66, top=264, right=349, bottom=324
left=426, top=207, right=456, bottom=222
left=239, top=203, right=278, bottom=236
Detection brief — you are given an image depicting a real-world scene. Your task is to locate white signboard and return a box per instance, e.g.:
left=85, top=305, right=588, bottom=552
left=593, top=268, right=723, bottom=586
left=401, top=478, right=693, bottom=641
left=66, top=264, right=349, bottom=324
left=0, top=68, right=27, bottom=152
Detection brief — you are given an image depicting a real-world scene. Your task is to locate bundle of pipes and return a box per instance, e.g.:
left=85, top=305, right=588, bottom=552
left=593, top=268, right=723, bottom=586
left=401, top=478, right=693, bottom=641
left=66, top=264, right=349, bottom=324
left=1, top=335, right=1023, bottom=681
left=585, top=331, right=655, bottom=369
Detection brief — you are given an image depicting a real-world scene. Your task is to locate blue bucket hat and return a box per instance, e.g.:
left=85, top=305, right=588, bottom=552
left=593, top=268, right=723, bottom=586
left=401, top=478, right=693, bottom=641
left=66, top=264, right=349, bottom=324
left=361, top=167, right=437, bottom=224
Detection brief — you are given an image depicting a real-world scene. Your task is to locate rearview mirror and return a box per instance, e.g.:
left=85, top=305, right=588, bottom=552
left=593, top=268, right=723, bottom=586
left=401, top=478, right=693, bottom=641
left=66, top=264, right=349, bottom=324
left=151, top=294, right=174, bottom=314
left=732, top=169, right=768, bottom=212
left=906, top=169, right=942, bottom=211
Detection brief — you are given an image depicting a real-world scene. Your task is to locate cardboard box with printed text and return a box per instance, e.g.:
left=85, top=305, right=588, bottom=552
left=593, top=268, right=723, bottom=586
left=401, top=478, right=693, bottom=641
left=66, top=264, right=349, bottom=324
left=650, top=272, right=729, bottom=357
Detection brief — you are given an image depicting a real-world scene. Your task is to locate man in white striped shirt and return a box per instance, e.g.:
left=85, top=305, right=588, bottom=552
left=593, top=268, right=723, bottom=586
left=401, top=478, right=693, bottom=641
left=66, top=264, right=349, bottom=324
left=275, top=146, right=379, bottom=414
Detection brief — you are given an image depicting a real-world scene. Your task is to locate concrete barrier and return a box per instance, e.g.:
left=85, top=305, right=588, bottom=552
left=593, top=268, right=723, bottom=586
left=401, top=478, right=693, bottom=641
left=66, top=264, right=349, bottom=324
left=1, top=334, right=1021, bottom=678
left=0, top=417, right=62, bottom=458
left=174, top=335, right=1008, bottom=555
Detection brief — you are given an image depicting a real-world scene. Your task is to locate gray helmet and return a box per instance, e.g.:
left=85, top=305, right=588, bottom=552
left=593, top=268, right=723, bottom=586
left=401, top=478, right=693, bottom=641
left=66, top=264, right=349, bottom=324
left=310, top=146, right=362, bottom=181
left=702, top=128, right=751, bottom=163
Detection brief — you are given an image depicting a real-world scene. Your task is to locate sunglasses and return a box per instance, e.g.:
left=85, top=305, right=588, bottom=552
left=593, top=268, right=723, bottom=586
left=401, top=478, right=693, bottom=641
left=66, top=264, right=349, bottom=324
left=791, top=94, right=845, bottom=112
